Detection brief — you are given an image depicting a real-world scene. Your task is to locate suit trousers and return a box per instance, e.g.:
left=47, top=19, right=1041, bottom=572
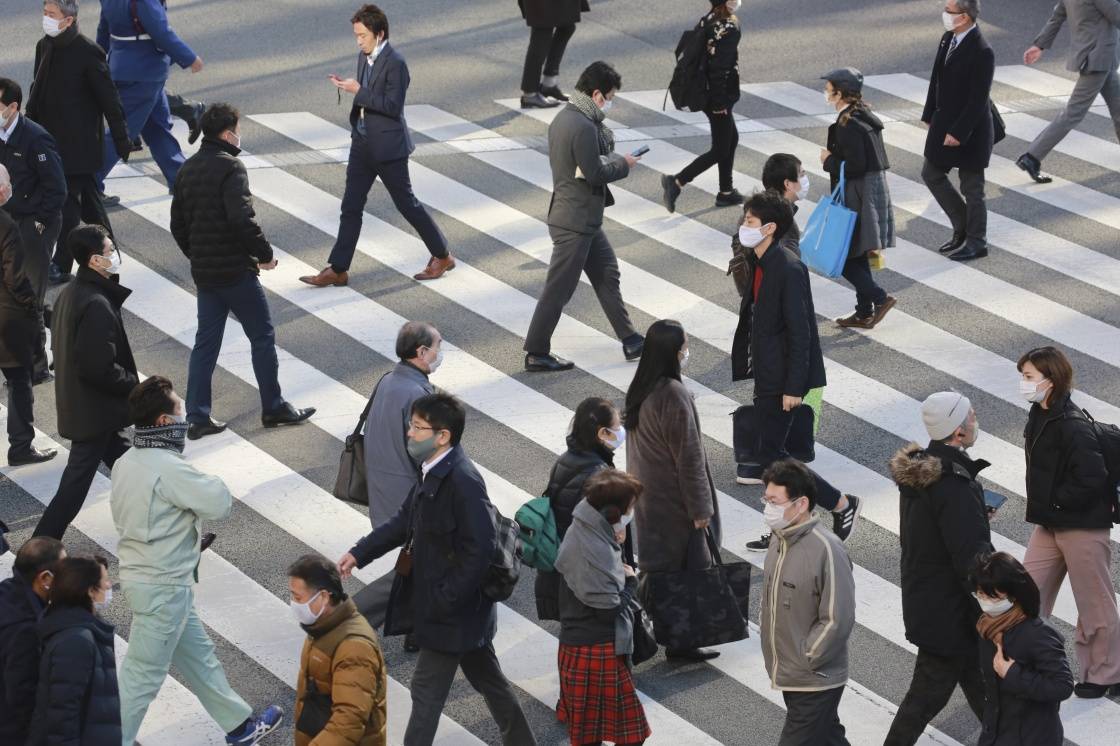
left=1024, top=525, right=1120, bottom=685
left=54, top=174, right=115, bottom=275
left=405, top=642, right=536, bottom=746
left=520, top=25, right=576, bottom=92
left=33, top=429, right=129, bottom=539
left=779, top=687, right=849, bottom=746
left=97, top=80, right=185, bottom=190
left=883, top=646, right=985, bottom=746
left=2, top=366, right=34, bottom=459
left=328, top=139, right=449, bottom=272
left=16, top=215, right=59, bottom=377
left=187, top=273, right=284, bottom=421
left=524, top=226, right=637, bottom=355
left=920, top=159, right=987, bottom=249
left=1029, top=68, right=1120, bottom=161
left=119, top=582, right=253, bottom=744
left=751, top=395, right=842, bottom=511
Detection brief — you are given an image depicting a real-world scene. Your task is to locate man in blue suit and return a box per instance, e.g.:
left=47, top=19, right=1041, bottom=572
left=96, top=0, right=202, bottom=191
left=300, top=4, right=455, bottom=288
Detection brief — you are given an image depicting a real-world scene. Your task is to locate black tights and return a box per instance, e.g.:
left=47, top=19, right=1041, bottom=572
left=675, top=108, right=739, bottom=193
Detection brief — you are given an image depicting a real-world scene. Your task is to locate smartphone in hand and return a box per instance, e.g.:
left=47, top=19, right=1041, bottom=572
left=630, top=145, right=650, bottom=158
left=983, top=489, right=1008, bottom=512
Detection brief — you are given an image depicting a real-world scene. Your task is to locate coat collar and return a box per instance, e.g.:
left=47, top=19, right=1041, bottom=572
left=925, top=440, right=990, bottom=480
left=419, top=445, right=465, bottom=494
left=303, top=598, right=359, bottom=638
left=47, top=21, right=81, bottom=48
left=360, top=42, right=392, bottom=87
left=75, top=265, right=132, bottom=308
left=941, top=25, right=981, bottom=66
left=774, top=515, right=820, bottom=546
left=200, top=135, right=241, bottom=157
left=395, top=359, right=430, bottom=382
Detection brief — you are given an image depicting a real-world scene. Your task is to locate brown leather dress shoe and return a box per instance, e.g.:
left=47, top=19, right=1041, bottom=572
left=413, top=255, right=456, bottom=281
left=299, top=267, right=348, bottom=287
left=835, top=312, right=875, bottom=329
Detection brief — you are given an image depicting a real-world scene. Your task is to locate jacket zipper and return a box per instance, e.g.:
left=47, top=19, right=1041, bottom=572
left=768, top=533, right=787, bottom=689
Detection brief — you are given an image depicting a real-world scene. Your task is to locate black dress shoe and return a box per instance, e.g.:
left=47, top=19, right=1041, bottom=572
left=99, top=191, right=121, bottom=207
left=661, top=174, right=681, bottom=214
left=48, top=264, right=72, bottom=285
left=937, top=233, right=966, bottom=254
left=949, top=244, right=989, bottom=262
left=540, top=85, right=569, bottom=102
left=404, top=633, right=420, bottom=653
left=1074, top=681, right=1116, bottom=699
left=8, top=447, right=58, bottom=466
left=524, top=353, right=574, bottom=372
left=623, top=335, right=644, bottom=362
left=520, top=91, right=560, bottom=109
left=715, top=189, right=745, bottom=207
left=1016, top=153, right=1053, bottom=184
left=262, top=403, right=316, bottom=428
left=31, top=370, right=54, bottom=386
left=186, top=102, right=206, bottom=145
left=188, top=417, right=228, bottom=440
left=666, top=647, right=721, bottom=662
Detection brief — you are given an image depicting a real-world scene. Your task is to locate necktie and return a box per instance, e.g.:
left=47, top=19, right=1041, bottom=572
left=946, top=36, right=959, bottom=62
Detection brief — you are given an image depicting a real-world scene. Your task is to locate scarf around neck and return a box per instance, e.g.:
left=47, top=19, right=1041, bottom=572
left=568, top=90, right=615, bottom=155
left=132, top=422, right=189, bottom=454
left=976, top=604, right=1029, bottom=646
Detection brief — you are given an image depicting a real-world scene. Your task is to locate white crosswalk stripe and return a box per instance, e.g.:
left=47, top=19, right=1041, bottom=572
left=5, top=64, right=1120, bottom=745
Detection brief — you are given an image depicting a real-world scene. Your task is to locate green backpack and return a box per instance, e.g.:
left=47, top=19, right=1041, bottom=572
left=515, top=496, right=560, bottom=572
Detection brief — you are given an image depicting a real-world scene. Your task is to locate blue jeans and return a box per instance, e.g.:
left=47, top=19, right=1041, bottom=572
left=97, top=79, right=185, bottom=190
left=186, top=273, right=283, bottom=422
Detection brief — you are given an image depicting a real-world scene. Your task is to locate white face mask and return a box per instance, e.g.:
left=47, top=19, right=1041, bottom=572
left=942, top=11, right=960, bottom=33
left=726, top=0, right=741, bottom=12
left=974, top=594, right=1014, bottom=617
left=168, top=412, right=187, bottom=425
left=611, top=511, right=634, bottom=535
left=762, top=501, right=793, bottom=531
left=603, top=425, right=626, bottom=450
left=1, top=104, right=17, bottom=130
left=43, top=16, right=65, bottom=38
left=598, top=95, right=613, bottom=112
left=102, top=249, right=122, bottom=275
left=428, top=347, right=444, bottom=373
left=290, top=590, right=326, bottom=626
left=738, top=224, right=771, bottom=249
left=796, top=174, right=810, bottom=200
left=679, top=347, right=690, bottom=368
left=1019, top=378, right=1049, bottom=403
left=94, top=586, right=113, bottom=612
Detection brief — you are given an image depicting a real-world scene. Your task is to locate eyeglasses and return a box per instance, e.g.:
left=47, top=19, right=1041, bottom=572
left=409, top=422, right=447, bottom=434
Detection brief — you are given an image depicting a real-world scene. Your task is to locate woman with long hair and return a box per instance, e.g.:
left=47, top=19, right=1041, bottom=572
left=625, top=319, right=721, bottom=661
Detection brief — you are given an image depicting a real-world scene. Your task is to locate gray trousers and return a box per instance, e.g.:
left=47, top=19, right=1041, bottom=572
left=920, top=160, right=987, bottom=249
left=1028, top=68, right=1120, bottom=161
left=523, top=226, right=636, bottom=355
left=16, top=214, right=60, bottom=377
left=404, top=643, right=536, bottom=746
left=779, top=687, right=849, bottom=746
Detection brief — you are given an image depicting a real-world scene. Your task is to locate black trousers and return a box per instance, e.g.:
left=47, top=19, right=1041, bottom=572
left=328, top=140, right=448, bottom=273
left=780, top=687, right=849, bottom=746
left=884, top=647, right=986, bottom=746
left=404, top=643, right=536, bottom=746
left=521, top=25, right=576, bottom=93
left=54, top=174, right=115, bottom=275
left=752, top=395, right=842, bottom=511
left=920, top=159, right=987, bottom=250
left=16, top=215, right=59, bottom=377
left=33, top=429, right=129, bottom=540
left=840, top=253, right=886, bottom=318
left=2, top=366, right=34, bottom=458
left=676, top=109, right=739, bottom=193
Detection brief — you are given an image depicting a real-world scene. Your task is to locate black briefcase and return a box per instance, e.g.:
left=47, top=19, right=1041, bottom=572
left=731, top=403, right=815, bottom=464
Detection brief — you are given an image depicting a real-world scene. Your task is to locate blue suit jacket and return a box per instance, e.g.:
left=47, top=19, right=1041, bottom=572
left=0, top=115, right=67, bottom=222
left=97, top=0, right=196, bottom=82
left=350, top=43, right=415, bottom=163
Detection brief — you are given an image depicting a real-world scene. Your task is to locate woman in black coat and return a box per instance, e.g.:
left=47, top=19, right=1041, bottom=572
left=534, top=396, right=623, bottom=620
left=517, top=0, right=589, bottom=108
left=662, top=0, right=743, bottom=212
left=1017, top=346, right=1120, bottom=699
left=29, top=555, right=121, bottom=746
left=969, top=551, right=1073, bottom=746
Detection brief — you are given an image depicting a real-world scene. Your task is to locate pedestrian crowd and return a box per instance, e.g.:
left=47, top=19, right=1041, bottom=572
left=1, top=1, right=1119, bottom=746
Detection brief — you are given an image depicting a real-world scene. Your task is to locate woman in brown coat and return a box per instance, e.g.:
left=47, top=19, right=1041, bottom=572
left=624, top=319, right=721, bottom=662
left=288, top=554, right=387, bottom=746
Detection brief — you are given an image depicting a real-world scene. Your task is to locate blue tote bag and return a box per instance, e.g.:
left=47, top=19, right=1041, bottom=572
left=801, top=162, right=857, bottom=278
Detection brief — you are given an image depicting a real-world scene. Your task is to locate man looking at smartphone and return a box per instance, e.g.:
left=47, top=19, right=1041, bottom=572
left=523, top=60, right=644, bottom=372
left=884, top=392, right=994, bottom=744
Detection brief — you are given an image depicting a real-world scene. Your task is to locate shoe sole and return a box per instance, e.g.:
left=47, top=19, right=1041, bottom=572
left=8, top=455, right=57, bottom=466
left=413, top=264, right=456, bottom=281
left=744, top=544, right=769, bottom=552
left=235, top=716, right=283, bottom=746
left=736, top=476, right=764, bottom=485
left=262, top=417, right=312, bottom=428
left=525, top=364, right=574, bottom=372
left=835, top=497, right=864, bottom=543
left=867, top=298, right=897, bottom=328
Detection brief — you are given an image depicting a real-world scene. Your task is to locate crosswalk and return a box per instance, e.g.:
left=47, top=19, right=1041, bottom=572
left=2, top=63, right=1119, bottom=744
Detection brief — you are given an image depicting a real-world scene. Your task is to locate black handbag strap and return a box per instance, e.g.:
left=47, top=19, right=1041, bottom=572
left=703, top=526, right=724, bottom=567
left=352, top=372, right=391, bottom=439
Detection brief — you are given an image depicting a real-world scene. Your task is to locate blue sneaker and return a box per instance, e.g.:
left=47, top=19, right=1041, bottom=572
left=226, top=706, right=283, bottom=745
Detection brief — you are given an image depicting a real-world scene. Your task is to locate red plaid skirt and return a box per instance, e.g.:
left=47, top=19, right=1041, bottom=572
left=556, top=642, right=651, bottom=745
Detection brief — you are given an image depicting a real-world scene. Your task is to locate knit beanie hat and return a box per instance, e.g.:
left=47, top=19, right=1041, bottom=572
left=921, top=392, right=972, bottom=441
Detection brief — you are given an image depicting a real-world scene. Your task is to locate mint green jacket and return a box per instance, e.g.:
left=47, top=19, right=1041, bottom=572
left=110, top=446, right=233, bottom=586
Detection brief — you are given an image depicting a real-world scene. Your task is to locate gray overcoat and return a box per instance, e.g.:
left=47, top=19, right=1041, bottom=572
left=364, top=361, right=432, bottom=527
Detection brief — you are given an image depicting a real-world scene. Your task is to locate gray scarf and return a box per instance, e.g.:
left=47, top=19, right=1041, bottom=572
left=132, top=423, right=189, bottom=453
left=568, top=90, right=615, bottom=155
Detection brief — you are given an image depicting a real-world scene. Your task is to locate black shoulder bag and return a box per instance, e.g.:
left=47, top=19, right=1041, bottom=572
left=332, top=373, right=390, bottom=504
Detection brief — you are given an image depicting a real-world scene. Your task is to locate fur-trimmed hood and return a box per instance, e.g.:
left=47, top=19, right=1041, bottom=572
left=890, top=442, right=990, bottom=492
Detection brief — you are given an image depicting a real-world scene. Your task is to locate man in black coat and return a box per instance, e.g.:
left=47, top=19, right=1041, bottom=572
left=0, top=79, right=67, bottom=383
left=885, top=391, right=995, bottom=745
left=0, top=166, right=56, bottom=466
left=920, top=0, right=995, bottom=262
left=170, top=104, right=314, bottom=438
left=33, top=224, right=138, bottom=540
left=0, top=536, right=66, bottom=745
left=26, top=1, right=131, bottom=285
left=338, top=393, right=536, bottom=746
left=731, top=191, right=860, bottom=551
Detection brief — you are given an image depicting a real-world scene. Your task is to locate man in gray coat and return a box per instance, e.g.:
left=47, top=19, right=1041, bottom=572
left=1017, top=0, right=1120, bottom=182
left=523, top=61, right=643, bottom=372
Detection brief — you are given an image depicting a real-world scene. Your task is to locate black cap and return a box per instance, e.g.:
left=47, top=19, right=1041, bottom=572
left=821, top=67, right=864, bottom=94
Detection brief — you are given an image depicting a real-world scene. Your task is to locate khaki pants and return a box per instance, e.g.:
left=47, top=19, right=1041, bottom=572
left=1024, top=526, right=1120, bottom=685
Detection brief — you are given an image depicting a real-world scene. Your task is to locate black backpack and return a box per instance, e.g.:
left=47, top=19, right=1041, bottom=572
left=665, top=17, right=709, bottom=112
left=482, top=507, right=523, bottom=602
left=1078, top=409, right=1120, bottom=524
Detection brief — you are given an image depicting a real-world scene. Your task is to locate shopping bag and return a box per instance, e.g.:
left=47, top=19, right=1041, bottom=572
left=731, top=403, right=816, bottom=464
left=801, top=162, right=857, bottom=278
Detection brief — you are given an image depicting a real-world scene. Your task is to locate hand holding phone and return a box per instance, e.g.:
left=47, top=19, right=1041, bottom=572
left=983, top=489, right=1008, bottom=514
left=630, top=145, right=650, bottom=158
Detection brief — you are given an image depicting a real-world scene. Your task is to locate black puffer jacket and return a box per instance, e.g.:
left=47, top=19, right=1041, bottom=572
left=823, top=107, right=890, bottom=187
left=170, top=137, right=273, bottom=289
left=890, top=442, right=994, bottom=657
left=1023, top=393, right=1113, bottom=530
left=977, top=617, right=1073, bottom=746
left=0, top=574, right=48, bottom=744
left=29, top=606, right=120, bottom=746
left=702, top=12, right=741, bottom=111
left=534, top=437, right=614, bottom=620
left=0, top=210, right=39, bottom=370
